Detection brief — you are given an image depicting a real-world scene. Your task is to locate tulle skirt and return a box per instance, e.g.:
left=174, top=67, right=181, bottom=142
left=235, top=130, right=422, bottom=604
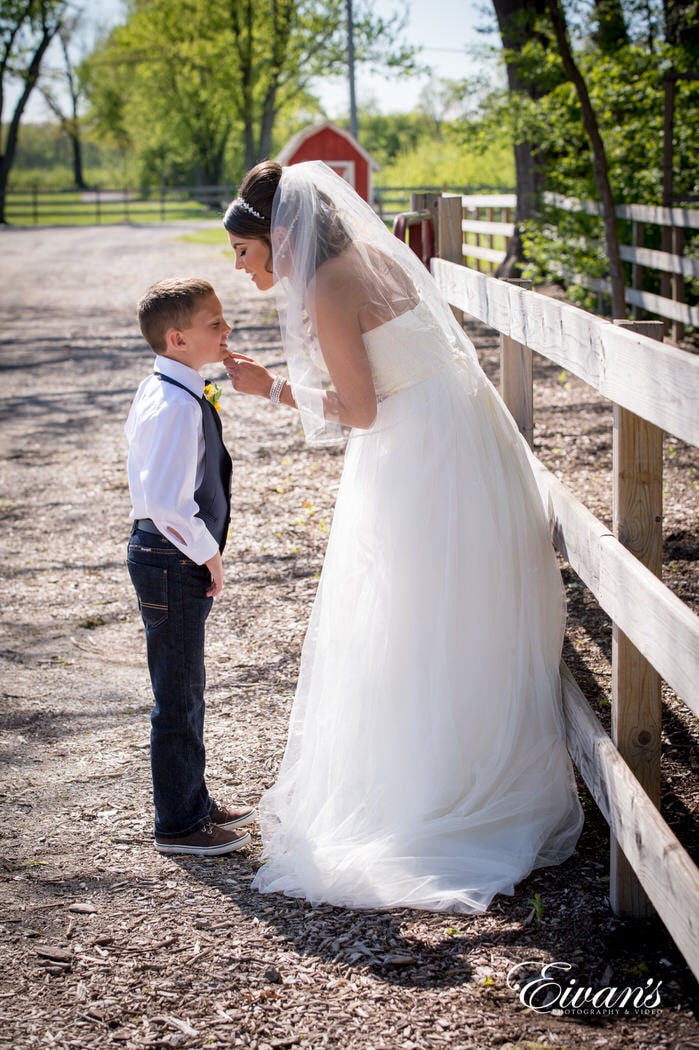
left=252, top=363, right=583, bottom=912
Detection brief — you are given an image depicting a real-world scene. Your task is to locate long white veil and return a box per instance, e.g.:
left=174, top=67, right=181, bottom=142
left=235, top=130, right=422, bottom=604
left=271, top=161, right=479, bottom=446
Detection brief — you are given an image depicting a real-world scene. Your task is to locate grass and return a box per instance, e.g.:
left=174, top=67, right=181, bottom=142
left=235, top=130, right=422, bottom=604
left=179, top=227, right=229, bottom=245
left=3, top=190, right=223, bottom=227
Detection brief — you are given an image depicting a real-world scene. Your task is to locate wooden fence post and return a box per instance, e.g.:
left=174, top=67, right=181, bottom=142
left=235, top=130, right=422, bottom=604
left=500, top=279, right=533, bottom=447
left=487, top=206, right=495, bottom=274
left=673, top=225, right=686, bottom=345
left=411, top=192, right=441, bottom=253
left=474, top=204, right=482, bottom=273
left=437, top=194, right=464, bottom=325
left=631, top=219, right=644, bottom=321
left=610, top=318, right=665, bottom=918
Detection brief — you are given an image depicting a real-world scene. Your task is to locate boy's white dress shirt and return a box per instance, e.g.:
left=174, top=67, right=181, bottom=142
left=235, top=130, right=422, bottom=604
left=125, top=356, right=220, bottom=566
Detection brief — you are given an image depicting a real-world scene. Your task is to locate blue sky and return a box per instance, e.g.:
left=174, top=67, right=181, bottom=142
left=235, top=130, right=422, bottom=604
left=319, top=0, right=501, bottom=115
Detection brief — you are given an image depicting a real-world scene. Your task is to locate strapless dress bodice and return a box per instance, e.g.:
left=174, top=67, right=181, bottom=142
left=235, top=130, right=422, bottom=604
left=362, top=301, right=462, bottom=400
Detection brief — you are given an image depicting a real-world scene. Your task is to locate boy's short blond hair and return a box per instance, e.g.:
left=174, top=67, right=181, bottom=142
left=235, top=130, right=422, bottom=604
left=138, top=278, right=216, bottom=355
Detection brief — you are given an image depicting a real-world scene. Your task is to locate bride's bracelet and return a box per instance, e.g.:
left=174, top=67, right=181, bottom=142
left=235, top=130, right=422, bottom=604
left=269, top=376, right=286, bottom=404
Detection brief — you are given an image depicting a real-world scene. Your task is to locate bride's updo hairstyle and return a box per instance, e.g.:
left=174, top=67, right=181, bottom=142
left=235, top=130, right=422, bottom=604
left=224, top=160, right=351, bottom=282
left=223, top=160, right=278, bottom=240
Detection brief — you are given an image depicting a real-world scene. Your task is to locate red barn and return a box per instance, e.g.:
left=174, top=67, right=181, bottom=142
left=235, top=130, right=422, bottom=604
left=276, top=122, right=380, bottom=204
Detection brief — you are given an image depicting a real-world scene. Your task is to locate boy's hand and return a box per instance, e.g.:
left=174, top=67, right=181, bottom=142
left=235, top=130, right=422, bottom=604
left=205, top=551, right=224, bottom=597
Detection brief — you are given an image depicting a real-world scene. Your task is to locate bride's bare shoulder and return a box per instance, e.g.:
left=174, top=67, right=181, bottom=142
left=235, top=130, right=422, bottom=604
left=310, top=249, right=368, bottom=305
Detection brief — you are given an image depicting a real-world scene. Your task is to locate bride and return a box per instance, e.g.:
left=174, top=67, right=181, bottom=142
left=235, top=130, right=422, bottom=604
left=222, top=160, right=583, bottom=913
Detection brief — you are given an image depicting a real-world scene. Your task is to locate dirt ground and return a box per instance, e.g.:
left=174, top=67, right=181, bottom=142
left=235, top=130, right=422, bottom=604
left=0, top=222, right=698, bottom=1050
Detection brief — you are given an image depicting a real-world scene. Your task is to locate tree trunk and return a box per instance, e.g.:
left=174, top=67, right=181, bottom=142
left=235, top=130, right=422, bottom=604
left=64, top=33, right=88, bottom=190
left=546, top=0, right=626, bottom=318
left=0, top=26, right=58, bottom=224
left=257, top=89, right=278, bottom=164
left=70, top=128, right=86, bottom=190
left=255, top=0, right=293, bottom=163
left=491, top=0, right=550, bottom=278
left=67, top=76, right=87, bottom=190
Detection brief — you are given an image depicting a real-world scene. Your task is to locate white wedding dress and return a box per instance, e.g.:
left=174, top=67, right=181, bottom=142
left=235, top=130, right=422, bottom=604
left=252, top=300, right=583, bottom=913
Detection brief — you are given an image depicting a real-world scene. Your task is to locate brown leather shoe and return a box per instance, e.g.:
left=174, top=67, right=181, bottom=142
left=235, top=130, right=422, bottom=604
left=154, top=822, right=250, bottom=856
left=209, top=804, right=257, bottom=830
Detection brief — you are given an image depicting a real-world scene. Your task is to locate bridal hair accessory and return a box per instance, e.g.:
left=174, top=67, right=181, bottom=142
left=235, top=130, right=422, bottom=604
left=269, top=376, right=286, bottom=404
left=235, top=197, right=266, bottom=223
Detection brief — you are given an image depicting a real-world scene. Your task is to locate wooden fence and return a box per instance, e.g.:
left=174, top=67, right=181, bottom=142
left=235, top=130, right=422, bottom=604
left=2, top=184, right=235, bottom=225
left=408, top=191, right=699, bottom=344
left=427, top=215, right=699, bottom=980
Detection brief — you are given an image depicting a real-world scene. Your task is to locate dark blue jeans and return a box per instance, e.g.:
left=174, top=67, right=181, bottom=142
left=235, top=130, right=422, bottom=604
left=127, top=527, right=216, bottom=838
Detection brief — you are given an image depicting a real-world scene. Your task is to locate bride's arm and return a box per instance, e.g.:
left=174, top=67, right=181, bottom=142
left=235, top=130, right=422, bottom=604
left=225, top=296, right=377, bottom=429
left=309, top=281, right=377, bottom=430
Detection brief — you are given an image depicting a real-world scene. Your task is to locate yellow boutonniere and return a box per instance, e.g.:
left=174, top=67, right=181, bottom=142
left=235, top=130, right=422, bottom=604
left=203, top=383, right=222, bottom=412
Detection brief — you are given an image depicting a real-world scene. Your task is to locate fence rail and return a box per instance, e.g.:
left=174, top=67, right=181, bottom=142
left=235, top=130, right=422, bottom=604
left=407, top=191, right=699, bottom=342
left=2, top=184, right=236, bottom=225
left=429, top=238, right=699, bottom=981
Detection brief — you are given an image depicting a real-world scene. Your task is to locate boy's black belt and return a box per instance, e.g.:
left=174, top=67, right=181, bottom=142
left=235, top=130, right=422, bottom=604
left=133, top=518, right=162, bottom=535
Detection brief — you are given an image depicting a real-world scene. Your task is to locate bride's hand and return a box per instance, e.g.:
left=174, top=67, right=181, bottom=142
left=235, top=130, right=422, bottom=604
left=225, top=352, right=275, bottom=398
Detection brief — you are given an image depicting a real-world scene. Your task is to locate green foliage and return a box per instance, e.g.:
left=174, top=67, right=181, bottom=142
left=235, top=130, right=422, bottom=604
left=358, top=111, right=428, bottom=168
left=526, top=44, right=699, bottom=204
left=6, top=105, right=516, bottom=200
left=83, top=0, right=237, bottom=187
left=81, top=0, right=418, bottom=188
left=528, top=892, right=544, bottom=925
left=375, top=132, right=514, bottom=192
left=515, top=41, right=699, bottom=307
left=5, top=121, right=124, bottom=188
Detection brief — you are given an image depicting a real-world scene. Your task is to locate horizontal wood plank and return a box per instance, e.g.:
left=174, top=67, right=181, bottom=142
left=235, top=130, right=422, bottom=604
left=461, top=245, right=507, bottom=264
left=431, top=259, right=699, bottom=446
left=625, top=287, right=699, bottom=327
left=561, top=663, right=699, bottom=983
left=460, top=194, right=516, bottom=208
left=617, top=202, right=699, bottom=228
left=558, top=269, right=699, bottom=326
left=543, top=192, right=699, bottom=229
left=529, top=458, right=699, bottom=719
left=620, top=243, right=699, bottom=278
left=461, top=219, right=515, bottom=237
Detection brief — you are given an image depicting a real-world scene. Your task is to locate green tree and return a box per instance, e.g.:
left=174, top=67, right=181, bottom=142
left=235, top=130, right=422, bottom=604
left=1, top=0, right=68, bottom=222
left=39, top=12, right=88, bottom=188
left=487, top=0, right=698, bottom=311
left=591, top=0, right=629, bottom=52
left=664, top=0, right=699, bottom=58
left=490, top=0, right=563, bottom=277
left=357, top=109, right=428, bottom=166
left=547, top=0, right=625, bottom=316
left=83, top=0, right=417, bottom=188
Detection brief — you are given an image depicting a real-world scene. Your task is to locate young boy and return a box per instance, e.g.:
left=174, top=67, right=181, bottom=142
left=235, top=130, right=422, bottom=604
left=125, top=277, right=255, bottom=856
